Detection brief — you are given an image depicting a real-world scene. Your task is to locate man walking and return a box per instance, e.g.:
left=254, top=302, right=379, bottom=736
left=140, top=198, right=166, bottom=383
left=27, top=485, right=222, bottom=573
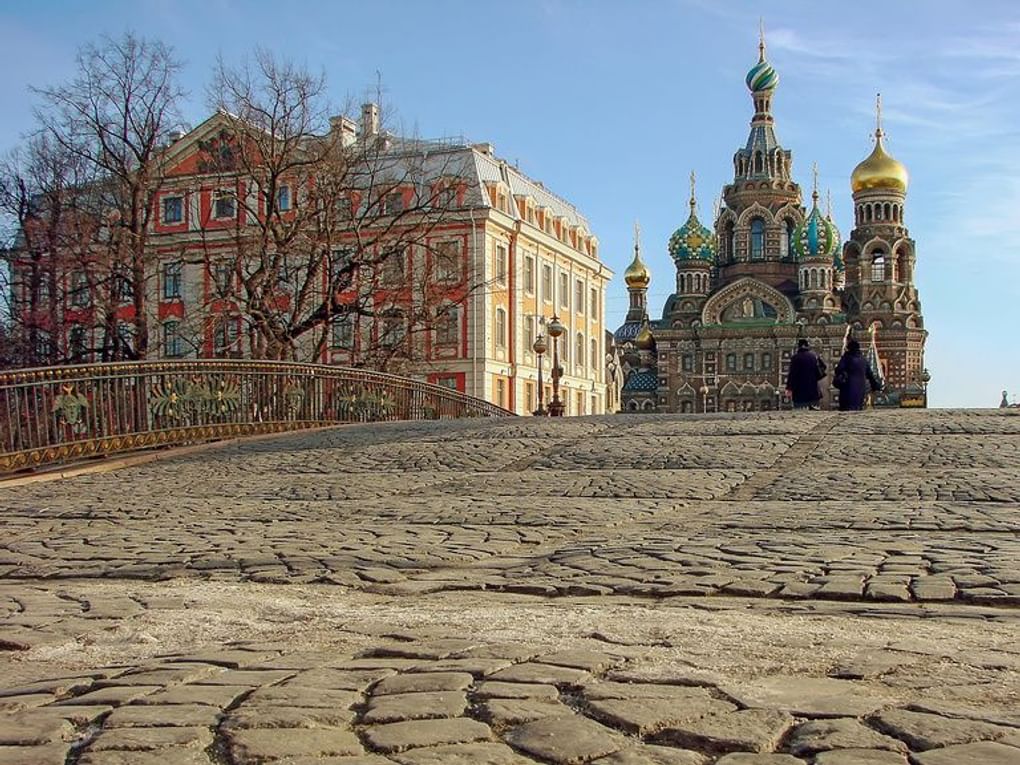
left=786, top=339, right=827, bottom=410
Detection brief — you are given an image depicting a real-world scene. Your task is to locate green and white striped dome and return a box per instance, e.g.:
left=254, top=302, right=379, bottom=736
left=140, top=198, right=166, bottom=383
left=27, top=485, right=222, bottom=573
left=746, top=55, right=779, bottom=93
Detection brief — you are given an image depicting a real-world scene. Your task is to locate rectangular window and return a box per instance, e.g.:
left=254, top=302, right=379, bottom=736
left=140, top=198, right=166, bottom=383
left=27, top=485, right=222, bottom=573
left=495, top=244, right=508, bottom=285
left=213, top=191, right=235, bottom=220
left=212, top=262, right=233, bottom=296
left=163, top=320, right=183, bottom=357
left=559, top=272, right=569, bottom=309
left=335, top=196, right=353, bottom=221
left=575, top=280, right=584, bottom=314
left=682, top=353, right=694, bottom=372
left=380, top=312, right=406, bottom=347
left=541, top=264, right=553, bottom=303
left=744, top=352, right=755, bottom=371
left=276, top=185, right=291, bottom=212
left=590, top=287, right=598, bottom=321
left=576, top=391, right=584, bottom=415
left=331, top=314, right=354, bottom=349
left=162, top=195, right=184, bottom=224
left=435, top=241, right=460, bottom=283
left=525, top=382, right=535, bottom=411
left=726, top=353, right=737, bottom=372
left=437, top=376, right=458, bottom=391
left=386, top=191, right=404, bottom=215
left=524, top=318, right=535, bottom=355
left=162, top=261, right=182, bottom=300
left=436, top=305, right=459, bottom=345
left=523, top=256, right=535, bottom=294
left=69, top=325, right=87, bottom=359
left=762, top=352, right=773, bottom=370
left=496, top=378, right=507, bottom=408
left=115, top=273, right=133, bottom=304
left=213, top=316, right=239, bottom=356
left=381, top=249, right=405, bottom=286
left=495, top=308, right=507, bottom=349
left=70, top=271, right=90, bottom=307
left=590, top=338, right=598, bottom=369
left=330, top=248, right=354, bottom=286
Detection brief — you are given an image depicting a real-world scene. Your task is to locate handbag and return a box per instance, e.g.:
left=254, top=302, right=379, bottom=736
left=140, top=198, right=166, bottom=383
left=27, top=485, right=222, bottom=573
left=833, top=368, right=848, bottom=389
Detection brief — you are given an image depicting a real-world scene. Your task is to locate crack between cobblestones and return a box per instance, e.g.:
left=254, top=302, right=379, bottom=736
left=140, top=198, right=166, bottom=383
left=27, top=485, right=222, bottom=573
left=720, top=414, right=841, bottom=502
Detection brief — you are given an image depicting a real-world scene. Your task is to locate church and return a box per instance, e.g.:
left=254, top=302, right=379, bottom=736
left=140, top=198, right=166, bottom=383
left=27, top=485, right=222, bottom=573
left=615, top=33, right=928, bottom=413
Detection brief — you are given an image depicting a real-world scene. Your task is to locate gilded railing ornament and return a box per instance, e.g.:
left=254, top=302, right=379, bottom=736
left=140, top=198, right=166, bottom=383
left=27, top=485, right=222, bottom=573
left=53, top=384, right=89, bottom=430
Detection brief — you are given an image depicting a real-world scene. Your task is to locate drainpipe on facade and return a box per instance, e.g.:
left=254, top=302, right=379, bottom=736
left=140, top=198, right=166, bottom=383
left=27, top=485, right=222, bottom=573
left=468, top=206, right=480, bottom=401
left=508, top=220, right=520, bottom=413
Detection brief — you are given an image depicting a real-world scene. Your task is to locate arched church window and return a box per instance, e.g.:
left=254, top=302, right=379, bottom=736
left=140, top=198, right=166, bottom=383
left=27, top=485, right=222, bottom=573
left=786, top=219, right=796, bottom=258
left=810, top=269, right=818, bottom=289
left=871, top=251, right=886, bottom=282
left=725, top=221, right=736, bottom=262
left=865, top=205, right=872, bottom=223
left=750, top=218, right=765, bottom=260
left=884, top=203, right=891, bottom=220
left=754, top=152, right=763, bottom=174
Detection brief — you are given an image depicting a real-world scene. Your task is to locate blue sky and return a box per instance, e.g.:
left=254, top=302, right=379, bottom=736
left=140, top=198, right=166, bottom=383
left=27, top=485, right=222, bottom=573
left=2, top=0, right=1017, bottom=407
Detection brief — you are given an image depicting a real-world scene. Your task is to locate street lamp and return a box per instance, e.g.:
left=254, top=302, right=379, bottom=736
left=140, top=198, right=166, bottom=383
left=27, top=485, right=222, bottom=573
left=921, top=368, right=931, bottom=404
left=532, top=334, right=548, bottom=416
left=699, top=383, right=709, bottom=414
left=547, top=315, right=565, bottom=417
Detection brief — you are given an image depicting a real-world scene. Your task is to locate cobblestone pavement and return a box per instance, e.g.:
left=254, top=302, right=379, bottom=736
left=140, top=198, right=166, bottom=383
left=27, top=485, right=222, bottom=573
left=1, top=410, right=1019, bottom=763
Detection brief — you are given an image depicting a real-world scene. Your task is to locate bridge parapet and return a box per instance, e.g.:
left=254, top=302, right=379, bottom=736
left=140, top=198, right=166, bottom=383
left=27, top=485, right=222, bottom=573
left=0, top=359, right=513, bottom=474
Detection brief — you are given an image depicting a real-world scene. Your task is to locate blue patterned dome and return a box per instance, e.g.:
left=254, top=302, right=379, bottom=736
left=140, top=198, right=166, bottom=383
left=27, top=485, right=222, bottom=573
left=622, top=369, right=658, bottom=393
left=792, top=193, right=840, bottom=260
left=668, top=186, right=717, bottom=263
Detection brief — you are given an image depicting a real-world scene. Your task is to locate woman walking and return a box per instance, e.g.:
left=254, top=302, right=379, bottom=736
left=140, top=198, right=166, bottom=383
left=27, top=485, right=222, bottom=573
left=834, top=338, right=882, bottom=411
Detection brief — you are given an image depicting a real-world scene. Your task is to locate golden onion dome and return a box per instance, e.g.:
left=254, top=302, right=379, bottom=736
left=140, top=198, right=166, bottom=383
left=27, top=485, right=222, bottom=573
left=851, top=134, right=908, bottom=194
left=852, top=95, right=908, bottom=195
left=624, top=243, right=651, bottom=289
left=635, top=323, right=655, bottom=350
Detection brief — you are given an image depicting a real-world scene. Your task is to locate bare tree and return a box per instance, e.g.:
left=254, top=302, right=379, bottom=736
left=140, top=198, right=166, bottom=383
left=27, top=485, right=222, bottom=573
left=30, top=32, right=185, bottom=360
left=200, top=49, right=483, bottom=369
left=0, top=135, right=108, bottom=366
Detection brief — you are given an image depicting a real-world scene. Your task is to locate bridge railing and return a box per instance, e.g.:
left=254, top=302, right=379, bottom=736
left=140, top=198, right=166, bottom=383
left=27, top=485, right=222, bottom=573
left=0, top=359, right=514, bottom=474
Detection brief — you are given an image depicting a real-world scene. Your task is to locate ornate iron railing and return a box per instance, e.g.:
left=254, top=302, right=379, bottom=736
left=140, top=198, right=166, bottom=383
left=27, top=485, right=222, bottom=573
left=0, top=360, right=514, bottom=474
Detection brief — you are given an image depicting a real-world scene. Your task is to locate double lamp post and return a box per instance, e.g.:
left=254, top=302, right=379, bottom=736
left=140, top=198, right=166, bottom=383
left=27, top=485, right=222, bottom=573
left=532, top=315, right=565, bottom=417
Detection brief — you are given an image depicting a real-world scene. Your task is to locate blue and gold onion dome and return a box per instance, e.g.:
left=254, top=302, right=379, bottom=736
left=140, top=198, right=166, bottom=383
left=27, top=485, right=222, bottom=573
left=792, top=194, right=840, bottom=261
left=746, top=49, right=779, bottom=93
left=669, top=201, right=717, bottom=263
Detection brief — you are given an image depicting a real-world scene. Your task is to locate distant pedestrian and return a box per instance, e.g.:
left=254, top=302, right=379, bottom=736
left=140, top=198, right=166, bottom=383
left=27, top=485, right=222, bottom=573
left=833, top=338, right=882, bottom=411
left=786, top=339, right=827, bottom=409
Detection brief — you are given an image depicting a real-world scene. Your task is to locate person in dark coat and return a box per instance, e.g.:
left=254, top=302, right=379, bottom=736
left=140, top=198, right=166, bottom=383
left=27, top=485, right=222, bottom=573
left=834, top=338, right=882, bottom=411
left=786, top=339, right=826, bottom=409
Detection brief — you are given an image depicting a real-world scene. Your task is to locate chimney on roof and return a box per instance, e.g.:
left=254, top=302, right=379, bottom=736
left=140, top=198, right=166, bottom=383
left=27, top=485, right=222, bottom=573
left=330, top=115, right=358, bottom=147
left=168, top=129, right=185, bottom=143
left=361, top=103, right=380, bottom=138
left=472, top=142, right=495, bottom=157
